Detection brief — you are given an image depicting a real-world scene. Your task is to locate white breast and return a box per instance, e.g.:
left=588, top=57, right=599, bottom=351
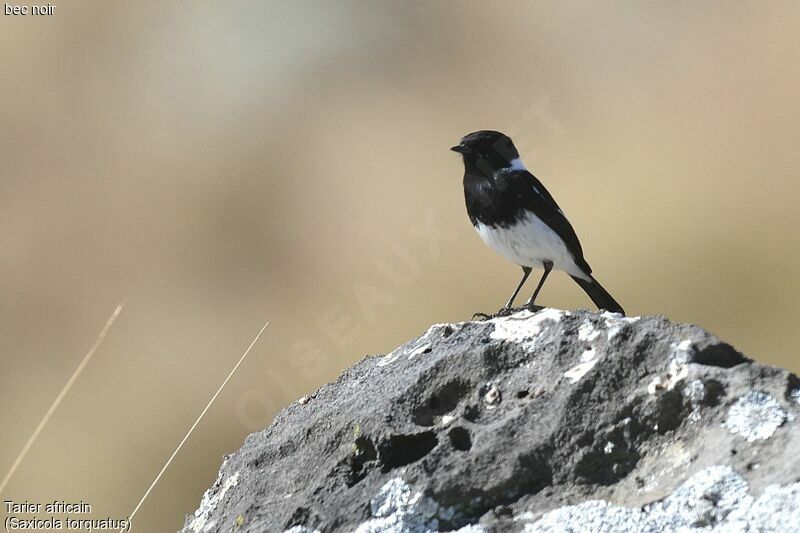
left=475, top=213, right=589, bottom=280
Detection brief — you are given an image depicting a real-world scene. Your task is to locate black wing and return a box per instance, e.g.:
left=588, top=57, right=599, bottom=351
left=495, top=168, right=592, bottom=274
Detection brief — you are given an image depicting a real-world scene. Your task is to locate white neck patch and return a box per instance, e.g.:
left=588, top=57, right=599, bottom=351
left=509, top=157, right=526, bottom=171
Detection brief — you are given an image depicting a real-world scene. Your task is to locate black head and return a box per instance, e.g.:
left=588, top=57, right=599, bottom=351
left=451, top=130, right=521, bottom=177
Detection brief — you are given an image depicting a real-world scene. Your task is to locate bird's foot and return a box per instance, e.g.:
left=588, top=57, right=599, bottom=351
left=494, top=306, right=516, bottom=317
left=472, top=306, right=522, bottom=321
left=472, top=305, right=546, bottom=321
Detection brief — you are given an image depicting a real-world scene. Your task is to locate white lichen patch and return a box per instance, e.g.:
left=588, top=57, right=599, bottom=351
left=648, top=465, right=751, bottom=524
left=725, top=391, right=788, bottom=442
left=564, top=346, right=599, bottom=383
left=682, top=379, right=707, bottom=423
left=187, top=471, right=240, bottom=532
left=600, top=312, right=640, bottom=340
left=577, top=321, right=601, bottom=343
left=489, top=308, right=567, bottom=349
left=670, top=339, right=694, bottom=361
left=371, top=478, right=421, bottom=518
left=379, top=347, right=405, bottom=367
left=409, top=342, right=432, bottom=359
left=729, top=481, right=800, bottom=531
left=682, top=379, right=706, bottom=405
left=353, top=478, right=484, bottom=533
left=674, top=339, right=693, bottom=352
left=379, top=323, right=454, bottom=367
left=580, top=347, right=596, bottom=362
left=522, top=465, right=800, bottom=532
left=564, top=360, right=598, bottom=383
left=647, top=343, right=695, bottom=395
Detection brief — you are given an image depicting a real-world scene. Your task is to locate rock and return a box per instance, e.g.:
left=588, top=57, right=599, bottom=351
left=181, top=309, right=800, bottom=533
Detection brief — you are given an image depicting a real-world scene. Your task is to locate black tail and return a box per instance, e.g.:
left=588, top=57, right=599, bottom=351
left=570, top=275, right=625, bottom=316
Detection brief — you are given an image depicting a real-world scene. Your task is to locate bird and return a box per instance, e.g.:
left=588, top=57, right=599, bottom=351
left=451, top=129, right=625, bottom=316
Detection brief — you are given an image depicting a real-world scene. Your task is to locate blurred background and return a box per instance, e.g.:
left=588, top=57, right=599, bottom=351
left=1, top=1, right=799, bottom=531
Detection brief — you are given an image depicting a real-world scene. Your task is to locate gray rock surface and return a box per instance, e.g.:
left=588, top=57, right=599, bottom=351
left=181, top=309, right=800, bottom=532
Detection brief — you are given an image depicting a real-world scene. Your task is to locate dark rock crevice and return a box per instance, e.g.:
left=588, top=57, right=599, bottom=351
left=377, top=431, right=439, bottom=472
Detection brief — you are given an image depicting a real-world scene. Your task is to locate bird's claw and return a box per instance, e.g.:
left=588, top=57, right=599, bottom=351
left=472, top=304, right=545, bottom=321
left=472, top=307, right=515, bottom=321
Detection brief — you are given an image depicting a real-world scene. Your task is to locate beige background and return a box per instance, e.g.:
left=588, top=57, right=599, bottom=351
left=1, top=2, right=799, bottom=531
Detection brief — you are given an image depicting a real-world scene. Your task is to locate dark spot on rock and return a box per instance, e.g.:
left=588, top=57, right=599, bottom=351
left=481, top=343, right=527, bottom=372
left=463, top=404, right=480, bottom=423
left=575, top=421, right=642, bottom=485
left=701, top=379, right=726, bottom=406
left=512, top=452, right=552, bottom=495
left=785, top=373, right=800, bottom=401
left=247, top=453, right=265, bottom=469
left=493, top=505, right=512, bottom=518
left=449, top=427, right=472, bottom=451
left=284, top=507, right=311, bottom=529
left=654, top=389, right=685, bottom=433
left=576, top=432, right=594, bottom=448
left=433, top=452, right=552, bottom=529
left=413, top=380, right=471, bottom=426
left=378, top=431, right=438, bottom=471
left=488, top=453, right=552, bottom=505
left=516, top=390, right=529, bottom=399
left=442, top=325, right=455, bottom=338
left=576, top=445, right=639, bottom=485
left=693, top=342, right=745, bottom=368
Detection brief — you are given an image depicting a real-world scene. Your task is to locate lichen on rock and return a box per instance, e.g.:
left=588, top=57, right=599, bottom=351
left=724, top=390, right=790, bottom=442
left=181, top=309, right=800, bottom=532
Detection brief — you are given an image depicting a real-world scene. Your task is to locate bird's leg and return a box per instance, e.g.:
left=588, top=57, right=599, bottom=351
left=525, top=261, right=553, bottom=310
left=472, top=266, right=532, bottom=321
left=501, top=266, right=532, bottom=313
